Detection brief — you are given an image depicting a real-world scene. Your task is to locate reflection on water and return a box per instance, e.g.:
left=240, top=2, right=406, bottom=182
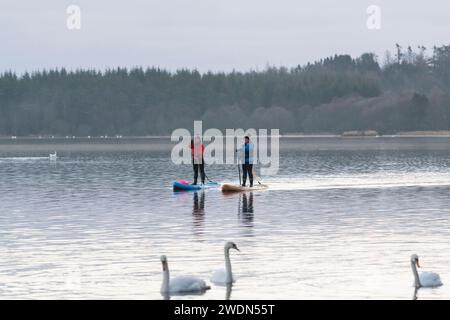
left=239, top=193, right=254, bottom=228
left=226, top=283, right=233, bottom=300
left=192, top=191, right=205, bottom=234
left=161, top=288, right=209, bottom=300
left=193, top=192, right=205, bottom=215
left=2, top=137, right=450, bottom=299
left=240, top=193, right=254, bottom=214
left=192, top=192, right=205, bottom=229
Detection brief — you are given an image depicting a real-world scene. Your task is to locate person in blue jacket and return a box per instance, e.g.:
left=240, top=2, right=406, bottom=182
left=236, top=136, right=254, bottom=187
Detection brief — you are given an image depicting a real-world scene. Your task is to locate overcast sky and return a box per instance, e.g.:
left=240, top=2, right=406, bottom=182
left=1, top=0, right=449, bottom=74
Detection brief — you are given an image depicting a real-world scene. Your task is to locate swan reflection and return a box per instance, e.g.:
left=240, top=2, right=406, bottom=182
left=161, top=289, right=209, bottom=300
left=412, top=287, right=418, bottom=300
left=225, top=283, right=233, bottom=300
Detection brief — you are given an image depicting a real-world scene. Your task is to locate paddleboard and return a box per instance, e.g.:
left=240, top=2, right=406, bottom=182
left=221, top=183, right=268, bottom=193
left=173, top=180, right=219, bottom=191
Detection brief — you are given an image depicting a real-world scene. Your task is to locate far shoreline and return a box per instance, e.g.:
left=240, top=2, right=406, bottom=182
left=2, top=131, right=450, bottom=140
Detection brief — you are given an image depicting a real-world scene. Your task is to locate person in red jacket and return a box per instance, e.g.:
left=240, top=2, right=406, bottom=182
left=190, top=135, right=205, bottom=185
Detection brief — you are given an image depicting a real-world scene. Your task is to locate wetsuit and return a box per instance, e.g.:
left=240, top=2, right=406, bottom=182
left=238, top=142, right=254, bottom=187
left=190, top=143, right=205, bottom=185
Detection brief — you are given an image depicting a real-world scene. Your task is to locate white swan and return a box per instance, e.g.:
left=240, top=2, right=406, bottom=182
left=410, top=254, right=443, bottom=288
left=160, top=255, right=210, bottom=294
left=211, top=242, right=240, bottom=284
left=49, top=151, right=57, bottom=160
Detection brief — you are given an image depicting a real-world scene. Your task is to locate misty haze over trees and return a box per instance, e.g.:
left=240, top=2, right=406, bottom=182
left=1, top=44, right=450, bottom=136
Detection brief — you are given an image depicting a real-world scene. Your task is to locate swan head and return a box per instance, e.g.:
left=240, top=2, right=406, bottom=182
left=160, top=255, right=168, bottom=270
left=411, top=254, right=420, bottom=268
left=225, top=241, right=240, bottom=252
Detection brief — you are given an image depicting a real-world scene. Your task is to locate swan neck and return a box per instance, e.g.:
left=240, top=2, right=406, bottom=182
left=161, top=263, right=170, bottom=293
left=224, top=247, right=232, bottom=283
left=411, top=260, right=421, bottom=288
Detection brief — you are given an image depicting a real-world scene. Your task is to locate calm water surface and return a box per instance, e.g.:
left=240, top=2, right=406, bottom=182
left=1, top=137, right=450, bottom=299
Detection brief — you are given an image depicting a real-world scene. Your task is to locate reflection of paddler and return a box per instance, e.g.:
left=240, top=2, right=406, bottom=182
left=242, top=192, right=253, bottom=213
left=239, top=192, right=254, bottom=227
left=193, top=191, right=205, bottom=215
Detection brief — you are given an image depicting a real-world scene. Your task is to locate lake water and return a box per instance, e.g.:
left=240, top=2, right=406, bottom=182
left=1, top=137, right=450, bottom=299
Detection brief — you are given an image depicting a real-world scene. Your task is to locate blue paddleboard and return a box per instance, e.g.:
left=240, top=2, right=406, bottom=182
left=172, top=180, right=219, bottom=191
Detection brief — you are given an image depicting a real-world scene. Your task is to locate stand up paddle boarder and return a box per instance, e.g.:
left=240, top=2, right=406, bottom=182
left=236, top=136, right=254, bottom=187
left=190, top=135, right=205, bottom=185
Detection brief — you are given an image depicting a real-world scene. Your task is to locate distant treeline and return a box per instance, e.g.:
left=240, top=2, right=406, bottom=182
left=1, top=44, right=450, bottom=136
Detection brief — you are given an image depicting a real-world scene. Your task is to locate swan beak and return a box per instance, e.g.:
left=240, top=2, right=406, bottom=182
left=416, top=260, right=421, bottom=268
left=235, top=247, right=240, bottom=252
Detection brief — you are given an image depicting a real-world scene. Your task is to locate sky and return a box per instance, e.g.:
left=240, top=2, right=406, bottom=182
left=1, top=0, right=449, bottom=74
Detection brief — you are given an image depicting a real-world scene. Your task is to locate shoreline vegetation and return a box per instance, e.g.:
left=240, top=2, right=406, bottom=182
left=1, top=43, right=450, bottom=136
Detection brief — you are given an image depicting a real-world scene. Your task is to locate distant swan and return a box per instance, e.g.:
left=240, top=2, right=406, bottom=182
left=49, top=151, right=57, bottom=160
left=211, top=242, right=240, bottom=284
left=410, top=254, right=443, bottom=288
left=160, top=255, right=210, bottom=294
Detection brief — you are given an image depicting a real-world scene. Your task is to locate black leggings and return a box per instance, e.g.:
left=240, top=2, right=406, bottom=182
left=242, top=164, right=253, bottom=186
left=193, top=163, right=205, bottom=184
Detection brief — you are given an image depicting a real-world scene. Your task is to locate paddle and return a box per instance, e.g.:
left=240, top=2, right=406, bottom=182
left=252, top=167, right=262, bottom=185
left=238, top=160, right=242, bottom=186
left=204, top=172, right=217, bottom=184
left=235, top=147, right=243, bottom=186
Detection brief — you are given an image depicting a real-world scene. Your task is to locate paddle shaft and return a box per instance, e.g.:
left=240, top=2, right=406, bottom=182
left=235, top=146, right=243, bottom=185
left=204, top=171, right=217, bottom=184
left=238, top=161, right=242, bottom=185
left=252, top=167, right=262, bottom=185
